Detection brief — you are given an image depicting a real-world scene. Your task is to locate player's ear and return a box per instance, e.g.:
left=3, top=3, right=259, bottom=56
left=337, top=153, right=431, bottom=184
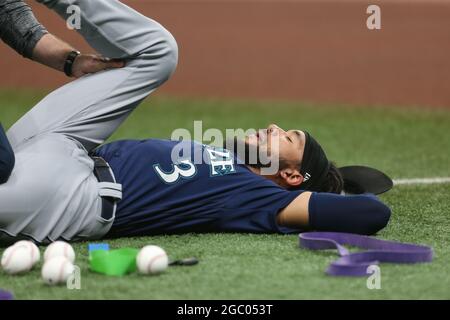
left=279, top=168, right=303, bottom=187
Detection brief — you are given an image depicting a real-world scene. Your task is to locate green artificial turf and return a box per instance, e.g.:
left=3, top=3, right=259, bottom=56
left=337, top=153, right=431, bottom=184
left=0, top=90, right=449, bottom=299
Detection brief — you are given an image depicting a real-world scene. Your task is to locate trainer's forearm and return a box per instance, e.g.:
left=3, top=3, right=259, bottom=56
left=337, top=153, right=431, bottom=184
left=32, top=33, right=75, bottom=72
left=0, top=0, right=48, bottom=58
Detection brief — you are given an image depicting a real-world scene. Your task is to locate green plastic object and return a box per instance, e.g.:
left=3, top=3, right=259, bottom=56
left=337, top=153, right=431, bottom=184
left=89, top=248, right=139, bottom=276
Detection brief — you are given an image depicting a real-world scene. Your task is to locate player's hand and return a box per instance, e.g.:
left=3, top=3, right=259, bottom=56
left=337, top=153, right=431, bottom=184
left=71, top=54, right=125, bottom=78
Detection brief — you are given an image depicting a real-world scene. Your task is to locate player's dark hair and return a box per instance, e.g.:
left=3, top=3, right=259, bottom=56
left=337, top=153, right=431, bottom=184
left=317, top=162, right=344, bottom=194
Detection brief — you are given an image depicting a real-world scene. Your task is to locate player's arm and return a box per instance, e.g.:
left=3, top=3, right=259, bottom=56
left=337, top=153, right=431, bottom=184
left=277, top=192, right=391, bottom=235
left=0, top=123, right=15, bottom=184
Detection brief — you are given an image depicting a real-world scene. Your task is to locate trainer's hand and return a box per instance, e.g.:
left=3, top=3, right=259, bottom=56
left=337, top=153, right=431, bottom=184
left=71, top=54, right=125, bottom=78
left=32, top=34, right=126, bottom=76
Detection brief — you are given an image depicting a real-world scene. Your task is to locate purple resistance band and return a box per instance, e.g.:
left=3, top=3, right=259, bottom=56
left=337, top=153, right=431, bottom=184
left=0, top=289, right=14, bottom=300
left=299, top=232, right=433, bottom=277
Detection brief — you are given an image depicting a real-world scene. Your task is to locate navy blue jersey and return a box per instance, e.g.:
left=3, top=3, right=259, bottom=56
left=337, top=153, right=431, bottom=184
left=0, top=123, right=15, bottom=184
left=94, top=139, right=303, bottom=237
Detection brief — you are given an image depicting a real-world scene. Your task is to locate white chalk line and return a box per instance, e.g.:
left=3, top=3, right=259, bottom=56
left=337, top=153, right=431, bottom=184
left=393, top=177, right=450, bottom=186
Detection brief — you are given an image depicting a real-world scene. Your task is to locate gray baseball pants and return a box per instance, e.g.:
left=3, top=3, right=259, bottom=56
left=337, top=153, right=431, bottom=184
left=0, top=0, right=178, bottom=244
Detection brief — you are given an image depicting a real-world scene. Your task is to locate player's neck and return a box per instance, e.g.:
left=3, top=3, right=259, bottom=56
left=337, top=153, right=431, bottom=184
left=246, top=165, right=277, bottom=184
left=245, top=165, right=260, bottom=176
left=246, top=165, right=291, bottom=189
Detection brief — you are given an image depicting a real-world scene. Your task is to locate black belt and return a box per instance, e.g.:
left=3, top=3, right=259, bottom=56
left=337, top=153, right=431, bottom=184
left=91, top=156, right=122, bottom=221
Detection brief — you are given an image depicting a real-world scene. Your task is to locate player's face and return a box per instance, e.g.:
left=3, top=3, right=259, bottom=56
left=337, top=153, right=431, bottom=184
left=245, top=124, right=306, bottom=165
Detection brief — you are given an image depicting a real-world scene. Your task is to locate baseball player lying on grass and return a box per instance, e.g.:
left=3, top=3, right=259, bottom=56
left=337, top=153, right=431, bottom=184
left=0, top=0, right=391, bottom=245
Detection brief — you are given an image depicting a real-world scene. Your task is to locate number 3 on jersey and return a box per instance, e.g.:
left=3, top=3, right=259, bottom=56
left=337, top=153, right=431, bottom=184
left=153, top=159, right=197, bottom=184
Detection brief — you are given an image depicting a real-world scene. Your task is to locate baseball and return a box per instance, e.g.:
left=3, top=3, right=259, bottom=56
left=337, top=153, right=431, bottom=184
left=136, top=245, right=169, bottom=275
left=44, top=241, right=75, bottom=263
left=1, top=245, right=35, bottom=274
left=13, top=240, right=40, bottom=265
left=41, top=256, right=75, bottom=286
